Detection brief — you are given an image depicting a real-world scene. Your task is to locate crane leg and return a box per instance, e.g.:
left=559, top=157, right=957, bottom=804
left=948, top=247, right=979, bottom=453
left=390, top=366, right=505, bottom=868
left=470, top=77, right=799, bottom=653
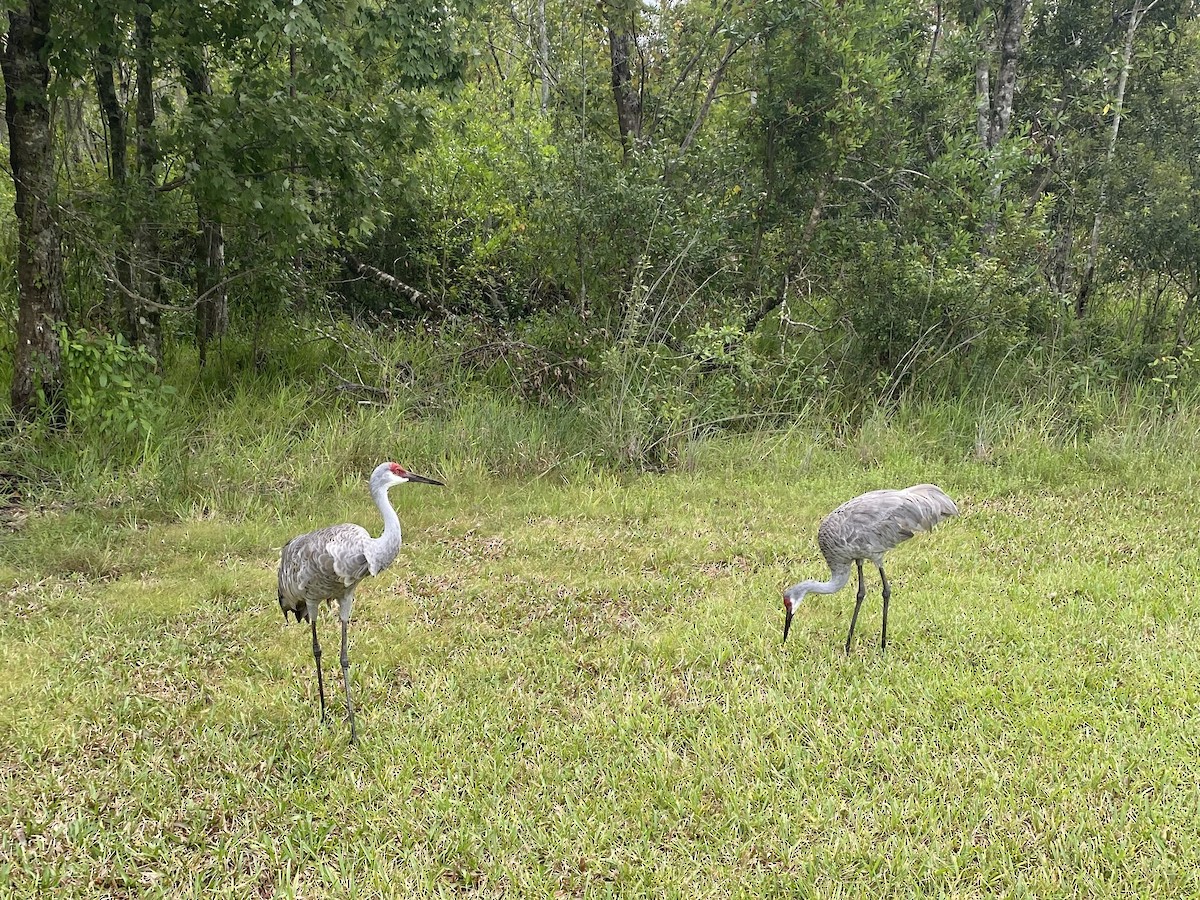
left=339, top=594, right=358, bottom=746
left=309, top=614, right=327, bottom=724
left=845, top=560, right=866, bottom=654
left=879, top=566, right=891, bottom=652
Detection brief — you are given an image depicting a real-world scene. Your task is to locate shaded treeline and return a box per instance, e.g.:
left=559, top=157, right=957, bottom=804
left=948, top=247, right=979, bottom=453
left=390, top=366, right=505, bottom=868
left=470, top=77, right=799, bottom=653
left=1, top=0, right=1198, bottom=431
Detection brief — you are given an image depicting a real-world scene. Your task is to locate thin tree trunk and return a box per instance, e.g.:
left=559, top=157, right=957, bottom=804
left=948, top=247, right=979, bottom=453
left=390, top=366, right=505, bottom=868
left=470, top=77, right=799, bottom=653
left=95, top=31, right=139, bottom=346
left=974, top=0, right=992, bottom=150
left=604, top=3, right=641, bottom=162
left=924, top=0, right=944, bottom=85
left=653, top=0, right=733, bottom=138
left=133, top=7, right=162, bottom=361
left=975, top=0, right=1029, bottom=152
left=1028, top=93, right=1069, bottom=208
left=535, top=0, right=550, bottom=112
left=182, top=54, right=227, bottom=365
left=988, top=0, right=1028, bottom=150
left=342, top=251, right=430, bottom=309
left=1049, top=212, right=1074, bottom=296
left=975, top=0, right=1029, bottom=239
left=485, top=19, right=507, bottom=96
left=194, top=220, right=227, bottom=364
left=1173, top=289, right=1197, bottom=350
left=676, top=36, right=748, bottom=158
left=1076, top=0, right=1157, bottom=318
left=3, top=0, right=65, bottom=422
left=94, top=46, right=126, bottom=199
left=62, top=96, right=85, bottom=171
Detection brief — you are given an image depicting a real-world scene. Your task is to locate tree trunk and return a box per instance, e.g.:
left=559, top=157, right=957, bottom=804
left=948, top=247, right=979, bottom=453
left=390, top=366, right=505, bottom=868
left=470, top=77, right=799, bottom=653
left=975, top=0, right=1028, bottom=153
left=94, top=45, right=126, bottom=201
left=342, top=251, right=431, bottom=310
left=133, top=7, right=163, bottom=361
left=95, top=29, right=140, bottom=347
left=988, top=0, right=1028, bottom=150
left=535, top=0, right=550, bottom=113
left=1076, top=0, right=1157, bottom=318
left=195, top=216, right=227, bottom=364
left=973, top=0, right=992, bottom=150
left=604, top=3, right=641, bottom=161
left=924, top=0, right=944, bottom=86
left=3, top=0, right=65, bottom=422
left=974, top=0, right=1029, bottom=239
left=1048, top=212, right=1074, bottom=296
left=61, top=96, right=90, bottom=172
left=182, top=54, right=227, bottom=365
left=1173, top=288, right=1197, bottom=350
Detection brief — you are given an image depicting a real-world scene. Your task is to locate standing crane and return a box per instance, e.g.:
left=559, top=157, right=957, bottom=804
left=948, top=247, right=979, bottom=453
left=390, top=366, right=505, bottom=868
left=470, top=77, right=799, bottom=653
left=278, top=461, right=444, bottom=744
left=781, top=484, right=957, bottom=652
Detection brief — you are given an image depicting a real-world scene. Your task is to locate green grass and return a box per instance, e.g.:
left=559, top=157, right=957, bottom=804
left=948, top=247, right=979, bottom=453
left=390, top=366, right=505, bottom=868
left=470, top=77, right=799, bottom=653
left=3, top=429, right=1200, bottom=897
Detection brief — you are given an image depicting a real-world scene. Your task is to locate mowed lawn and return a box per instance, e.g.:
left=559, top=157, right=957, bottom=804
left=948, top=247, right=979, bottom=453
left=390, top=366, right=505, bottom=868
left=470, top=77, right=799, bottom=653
left=2, top=438, right=1200, bottom=897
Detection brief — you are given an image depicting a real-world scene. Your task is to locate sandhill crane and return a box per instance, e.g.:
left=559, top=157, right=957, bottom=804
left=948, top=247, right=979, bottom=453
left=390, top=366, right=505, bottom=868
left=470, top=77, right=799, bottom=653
left=782, top=484, right=957, bottom=652
left=278, top=461, right=444, bottom=744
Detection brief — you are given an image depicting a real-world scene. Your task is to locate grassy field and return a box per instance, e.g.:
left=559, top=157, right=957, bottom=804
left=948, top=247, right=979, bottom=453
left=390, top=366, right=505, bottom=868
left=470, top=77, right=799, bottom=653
left=2, top=428, right=1200, bottom=897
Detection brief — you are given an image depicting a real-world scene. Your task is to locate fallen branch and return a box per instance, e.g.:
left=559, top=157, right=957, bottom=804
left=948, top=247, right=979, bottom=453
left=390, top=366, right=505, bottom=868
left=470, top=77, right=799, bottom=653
left=342, top=251, right=427, bottom=306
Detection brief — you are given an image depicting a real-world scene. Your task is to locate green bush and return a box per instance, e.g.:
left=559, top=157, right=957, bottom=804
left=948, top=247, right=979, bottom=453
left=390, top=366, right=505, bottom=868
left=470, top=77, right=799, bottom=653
left=59, top=326, right=176, bottom=453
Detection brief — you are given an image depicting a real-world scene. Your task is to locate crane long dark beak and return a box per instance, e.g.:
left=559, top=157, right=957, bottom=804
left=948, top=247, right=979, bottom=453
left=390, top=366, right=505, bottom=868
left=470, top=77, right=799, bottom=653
left=782, top=606, right=794, bottom=644
left=407, top=472, right=445, bottom=486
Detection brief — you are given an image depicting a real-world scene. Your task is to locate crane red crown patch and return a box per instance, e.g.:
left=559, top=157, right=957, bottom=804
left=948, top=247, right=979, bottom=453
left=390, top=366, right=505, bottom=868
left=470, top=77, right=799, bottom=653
left=389, top=463, right=406, bottom=477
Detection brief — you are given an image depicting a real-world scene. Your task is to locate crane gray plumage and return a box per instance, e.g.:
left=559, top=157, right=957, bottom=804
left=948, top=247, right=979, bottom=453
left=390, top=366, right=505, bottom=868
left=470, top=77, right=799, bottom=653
left=277, top=461, right=443, bottom=744
left=782, top=484, right=957, bottom=652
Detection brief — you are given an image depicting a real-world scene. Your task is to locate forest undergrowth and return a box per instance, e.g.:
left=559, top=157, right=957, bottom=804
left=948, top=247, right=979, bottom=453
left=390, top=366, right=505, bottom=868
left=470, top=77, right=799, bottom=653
left=2, top=321, right=1198, bottom=521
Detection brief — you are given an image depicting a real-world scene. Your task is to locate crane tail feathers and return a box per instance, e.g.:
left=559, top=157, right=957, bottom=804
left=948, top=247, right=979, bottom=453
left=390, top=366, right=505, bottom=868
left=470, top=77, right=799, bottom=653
left=902, top=484, right=958, bottom=530
left=279, top=594, right=307, bottom=624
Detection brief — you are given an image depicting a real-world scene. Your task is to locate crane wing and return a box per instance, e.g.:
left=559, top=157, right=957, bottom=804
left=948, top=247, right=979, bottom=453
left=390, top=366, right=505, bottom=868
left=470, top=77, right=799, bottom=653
left=819, top=484, right=957, bottom=561
left=324, top=525, right=373, bottom=583
left=278, top=524, right=373, bottom=602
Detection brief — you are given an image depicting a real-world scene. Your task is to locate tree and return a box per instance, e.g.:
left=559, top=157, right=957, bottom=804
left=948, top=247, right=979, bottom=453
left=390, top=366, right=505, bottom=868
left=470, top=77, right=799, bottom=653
left=146, top=0, right=468, bottom=354
left=1106, top=8, right=1200, bottom=348
left=602, top=0, right=642, bottom=161
left=132, top=5, right=163, bottom=360
left=3, top=0, right=65, bottom=421
left=1076, top=0, right=1161, bottom=318
left=180, top=49, right=228, bottom=365
left=93, top=11, right=139, bottom=349
left=975, top=0, right=1030, bottom=153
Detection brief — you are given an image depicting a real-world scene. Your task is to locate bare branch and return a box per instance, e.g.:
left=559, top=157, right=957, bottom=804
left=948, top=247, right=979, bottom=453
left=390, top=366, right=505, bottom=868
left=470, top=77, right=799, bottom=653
left=342, top=251, right=427, bottom=306
left=676, top=35, right=749, bottom=158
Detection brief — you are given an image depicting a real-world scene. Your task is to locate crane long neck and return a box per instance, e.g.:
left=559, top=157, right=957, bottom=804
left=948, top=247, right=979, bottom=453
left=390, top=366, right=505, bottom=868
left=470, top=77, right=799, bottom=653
left=798, top=562, right=852, bottom=595
left=369, top=482, right=402, bottom=567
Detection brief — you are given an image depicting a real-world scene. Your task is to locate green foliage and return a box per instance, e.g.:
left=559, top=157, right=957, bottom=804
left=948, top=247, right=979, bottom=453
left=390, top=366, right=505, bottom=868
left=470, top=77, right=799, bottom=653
left=396, top=91, right=559, bottom=316
left=8, top=0, right=1200, bottom=459
left=66, top=0, right=470, bottom=336
left=1148, top=345, right=1198, bottom=407
left=58, top=327, right=176, bottom=451
left=5, top=311, right=1198, bottom=516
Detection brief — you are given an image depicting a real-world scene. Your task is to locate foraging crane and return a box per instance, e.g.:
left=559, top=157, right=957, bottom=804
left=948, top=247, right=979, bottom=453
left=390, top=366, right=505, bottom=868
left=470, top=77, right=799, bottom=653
left=782, top=484, right=957, bottom=652
left=277, top=461, right=444, bottom=744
